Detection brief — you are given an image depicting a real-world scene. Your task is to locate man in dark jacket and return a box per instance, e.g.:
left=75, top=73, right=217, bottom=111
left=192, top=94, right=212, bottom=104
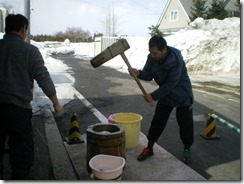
left=129, top=35, right=194, bottom=164
left=0, top=14, right=63, bottom=179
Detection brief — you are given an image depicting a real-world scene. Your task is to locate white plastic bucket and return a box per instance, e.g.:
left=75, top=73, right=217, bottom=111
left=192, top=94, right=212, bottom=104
left=89, top=154, right=125, bottom=180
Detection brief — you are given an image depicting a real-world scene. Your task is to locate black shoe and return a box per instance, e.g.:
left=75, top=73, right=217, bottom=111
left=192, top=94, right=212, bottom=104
left=137, top=148, right=154, bottom=161
left=183, top=149, right=191, bottom=164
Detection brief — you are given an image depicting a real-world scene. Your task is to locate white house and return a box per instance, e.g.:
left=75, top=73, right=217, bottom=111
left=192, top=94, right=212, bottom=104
left=157, top=0, right=239, bottom=35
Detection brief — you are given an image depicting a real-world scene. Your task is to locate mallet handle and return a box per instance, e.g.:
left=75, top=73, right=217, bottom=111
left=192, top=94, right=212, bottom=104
left=120, top=52, right=153, bottom=106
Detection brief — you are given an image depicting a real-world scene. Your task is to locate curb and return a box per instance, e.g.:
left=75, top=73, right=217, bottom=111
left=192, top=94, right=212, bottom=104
left=43, top=107, right=77, bottom=180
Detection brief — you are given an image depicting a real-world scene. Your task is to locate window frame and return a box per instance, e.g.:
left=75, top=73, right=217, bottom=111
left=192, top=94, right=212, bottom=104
left=170, top=10, right=178, bottom=21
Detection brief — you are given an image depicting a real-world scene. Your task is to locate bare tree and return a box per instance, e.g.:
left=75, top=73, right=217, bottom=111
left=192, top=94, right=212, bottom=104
left=101, top=6, right=119, bottom=36
left=54, top=27, right=91, bottom=42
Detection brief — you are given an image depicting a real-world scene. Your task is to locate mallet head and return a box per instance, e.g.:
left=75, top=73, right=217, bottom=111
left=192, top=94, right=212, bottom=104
left=90, top=38, right=130, bottom=68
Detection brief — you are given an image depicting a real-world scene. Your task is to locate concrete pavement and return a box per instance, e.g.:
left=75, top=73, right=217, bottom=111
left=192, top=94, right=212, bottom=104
left=1, top=107, right=205, bottom=181
left=46, top=107, right=206, bottom=181
left=58, top=56, right=241, bottom=180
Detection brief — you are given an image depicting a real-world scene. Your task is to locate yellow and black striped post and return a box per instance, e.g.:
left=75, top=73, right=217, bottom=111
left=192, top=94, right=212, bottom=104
left=200, top=109, right=220, bottom=140
left=65, top=112, right=84, bottom=144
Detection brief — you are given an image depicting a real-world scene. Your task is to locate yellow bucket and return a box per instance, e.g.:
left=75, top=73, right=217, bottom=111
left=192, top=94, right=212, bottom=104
left=112, top=113, right=142, bottom=149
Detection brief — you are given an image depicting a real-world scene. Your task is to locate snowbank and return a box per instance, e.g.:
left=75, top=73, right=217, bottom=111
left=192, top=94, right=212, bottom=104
left=166, top=17, right=240, bottom=74
left=73, top=17, right=240, bottom=74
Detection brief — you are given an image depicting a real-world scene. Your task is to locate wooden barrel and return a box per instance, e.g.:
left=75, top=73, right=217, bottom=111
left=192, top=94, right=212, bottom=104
left=86, top=123, right=126, bottom=174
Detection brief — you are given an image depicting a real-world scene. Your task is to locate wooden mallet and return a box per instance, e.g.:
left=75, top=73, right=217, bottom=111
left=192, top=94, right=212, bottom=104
left=90, top=38, right=152, bottom=106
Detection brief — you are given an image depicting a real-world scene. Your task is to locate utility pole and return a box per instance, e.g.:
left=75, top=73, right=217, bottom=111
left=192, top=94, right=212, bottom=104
left=24, top=0, right=30, bottom=43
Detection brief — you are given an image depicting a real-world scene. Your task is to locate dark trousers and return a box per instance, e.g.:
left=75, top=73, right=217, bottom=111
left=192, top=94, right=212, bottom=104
left=0, top=103, right=34, bottom=180
left=147, top=102, right=194, bottom=149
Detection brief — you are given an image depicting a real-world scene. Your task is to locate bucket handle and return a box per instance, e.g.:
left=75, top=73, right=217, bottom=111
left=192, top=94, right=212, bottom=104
left=108, top=115, right=115, bottom=124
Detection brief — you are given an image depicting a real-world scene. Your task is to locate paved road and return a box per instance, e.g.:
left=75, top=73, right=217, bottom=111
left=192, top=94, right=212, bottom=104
left=54, top=55, right=241, bottom=181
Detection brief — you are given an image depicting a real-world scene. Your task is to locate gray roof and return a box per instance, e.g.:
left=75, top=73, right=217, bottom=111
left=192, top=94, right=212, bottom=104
left=180, top=0, right=194, bottom=15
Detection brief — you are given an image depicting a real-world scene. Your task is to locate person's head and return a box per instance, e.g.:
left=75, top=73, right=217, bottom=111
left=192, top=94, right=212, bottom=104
left=5, top=14, right=28, bottom=40
left=148, top=35, right=168, bottom=61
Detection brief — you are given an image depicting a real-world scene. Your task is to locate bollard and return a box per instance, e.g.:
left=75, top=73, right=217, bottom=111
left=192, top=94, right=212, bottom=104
left=65, top=112, right=84, bottom=144
left=200, top=109, right=220, bottom=140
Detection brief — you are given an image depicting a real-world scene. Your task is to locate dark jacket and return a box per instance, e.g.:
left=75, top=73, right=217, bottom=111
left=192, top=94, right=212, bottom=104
left=0, top=34, right=56, bottom=109
left=139, top=46, right=194, bottom=107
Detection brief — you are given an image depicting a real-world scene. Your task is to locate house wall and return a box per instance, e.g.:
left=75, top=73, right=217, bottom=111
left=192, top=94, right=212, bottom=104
left=158, top=0, right=239, bottom=35
left=158, top=0, right=190, bottom=34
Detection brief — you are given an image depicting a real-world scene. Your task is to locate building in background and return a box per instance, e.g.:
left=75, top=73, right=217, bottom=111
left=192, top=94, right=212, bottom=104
left=157, top=0, right=239, bottom=35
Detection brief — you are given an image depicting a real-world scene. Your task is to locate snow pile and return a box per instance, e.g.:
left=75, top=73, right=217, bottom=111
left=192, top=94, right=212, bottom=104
left=80, top=17, right=240, bottom=74
left=72, top=42, right=94, bottom=59
left=166, top=17, right=240, bottom=74
left=38, top=40, right=75, bottom=55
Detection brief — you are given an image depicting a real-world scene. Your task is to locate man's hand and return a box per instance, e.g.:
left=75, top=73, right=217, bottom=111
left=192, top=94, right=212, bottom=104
left=143, top=94, right=153, bottom=103
left=49, top=94, right=64, bottom=118
left=128, top=68, right=139, bottom=77
left=53, top=104, right=64, bottom=118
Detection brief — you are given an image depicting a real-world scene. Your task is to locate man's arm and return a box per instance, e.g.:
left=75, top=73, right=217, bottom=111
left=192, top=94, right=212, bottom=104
left=31, top=47, right=63, bottom=117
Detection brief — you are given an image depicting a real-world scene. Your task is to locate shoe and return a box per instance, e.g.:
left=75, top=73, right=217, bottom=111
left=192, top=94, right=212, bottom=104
left=137, top=148, right=154, bottom=161
left=183, top=149, right=191, bottom=164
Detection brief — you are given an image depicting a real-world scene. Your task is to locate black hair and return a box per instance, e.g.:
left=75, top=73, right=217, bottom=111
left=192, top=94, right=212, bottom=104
left=149, top=35, right=167, bottom=51
left=5, top=14, right=28, bottom=33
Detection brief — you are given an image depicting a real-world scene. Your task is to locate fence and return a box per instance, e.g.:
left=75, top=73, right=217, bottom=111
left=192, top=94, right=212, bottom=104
left=94, top=36, right=119, bottom=56
left=200, top=109, right=240, bottom=140
left=210, top=113, right=240, bottom=134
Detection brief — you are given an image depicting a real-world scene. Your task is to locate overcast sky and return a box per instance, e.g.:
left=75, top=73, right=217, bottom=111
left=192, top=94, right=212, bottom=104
left=4, top=0, right=167, bottom=37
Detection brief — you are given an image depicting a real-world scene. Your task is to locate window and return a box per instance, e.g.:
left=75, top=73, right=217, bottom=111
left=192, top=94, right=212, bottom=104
left=170, top=11, right=178, bottom=21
